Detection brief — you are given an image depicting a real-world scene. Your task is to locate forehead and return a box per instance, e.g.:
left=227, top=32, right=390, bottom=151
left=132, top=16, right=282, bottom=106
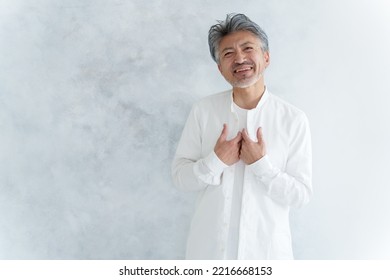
left=219, top=30, right=261, bottom=50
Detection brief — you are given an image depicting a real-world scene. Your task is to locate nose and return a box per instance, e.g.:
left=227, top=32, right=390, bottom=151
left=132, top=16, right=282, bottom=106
left=234, top=50, right=246, bottom=64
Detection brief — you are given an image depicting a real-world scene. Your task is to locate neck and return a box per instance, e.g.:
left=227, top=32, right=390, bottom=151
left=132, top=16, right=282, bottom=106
left=233, top=81, right=266, bottom=110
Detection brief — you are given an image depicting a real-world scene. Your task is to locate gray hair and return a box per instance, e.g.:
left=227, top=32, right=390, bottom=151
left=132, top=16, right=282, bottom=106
left=208, top=13, right=269, bottom=63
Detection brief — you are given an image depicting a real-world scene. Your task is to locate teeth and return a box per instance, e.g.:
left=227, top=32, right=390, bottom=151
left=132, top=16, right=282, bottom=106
left=235, top=67, right=251, bottom=73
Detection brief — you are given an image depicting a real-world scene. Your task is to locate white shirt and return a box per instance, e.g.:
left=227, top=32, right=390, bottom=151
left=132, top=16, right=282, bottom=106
left=226, top=102, right=246, bottom=259
left=172, top=88, right=312, bottom=259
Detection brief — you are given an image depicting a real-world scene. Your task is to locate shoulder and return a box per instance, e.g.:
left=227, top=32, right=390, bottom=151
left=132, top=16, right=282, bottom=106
left=192, top=89, right=232, bottom=112
left=196, top=89, right=231, bottom=106
left=266, top=91, right=307, bottom=121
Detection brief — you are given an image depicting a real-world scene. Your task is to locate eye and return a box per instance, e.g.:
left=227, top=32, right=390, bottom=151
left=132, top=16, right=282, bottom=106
left=244, top=46, right=254, bottom=52
left=224, top=52, right=233, bottom=58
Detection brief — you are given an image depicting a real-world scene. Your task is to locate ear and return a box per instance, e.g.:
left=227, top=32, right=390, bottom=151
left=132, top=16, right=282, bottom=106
left=264, top=51, right=270, bottom=68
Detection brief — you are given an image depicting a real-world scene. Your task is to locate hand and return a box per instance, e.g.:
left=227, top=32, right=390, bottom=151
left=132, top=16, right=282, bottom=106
left=240, top=127, right=266, bottom=165
left=214, top=124, right=242, bottom=166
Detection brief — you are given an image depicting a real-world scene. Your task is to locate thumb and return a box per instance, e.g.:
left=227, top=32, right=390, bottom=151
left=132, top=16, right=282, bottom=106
left=232, top=131, right=242, bottom=143
left=241, top=128, right=251, bottom=142
left=218, top=124, right=228, bottom=142
left=257, top=127, right=263, bottom=143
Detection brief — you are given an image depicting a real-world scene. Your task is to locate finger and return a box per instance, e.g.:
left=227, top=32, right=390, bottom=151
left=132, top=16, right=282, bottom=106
left=232, top=131, right=242, bottom=143
left=241, top=128, right=252, bottom=142
left=257, top=127, right=263, bottom=143
left=218, top=124, right=228, bottom=142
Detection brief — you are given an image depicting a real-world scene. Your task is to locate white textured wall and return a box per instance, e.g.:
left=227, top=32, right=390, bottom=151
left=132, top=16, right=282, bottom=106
left=1, top=0, right=389, bottom=259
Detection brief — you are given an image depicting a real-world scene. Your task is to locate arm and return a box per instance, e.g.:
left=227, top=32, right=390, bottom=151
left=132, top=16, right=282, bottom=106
left=171, top=104, right=227, bottom=192
left=172, top=105, right=242, bottom=192
left=242, top=114, right=312, bottom=208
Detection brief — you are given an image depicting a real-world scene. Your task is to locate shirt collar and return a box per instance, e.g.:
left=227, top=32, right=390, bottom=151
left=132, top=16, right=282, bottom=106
left=230, top=86, right=269, bottom=113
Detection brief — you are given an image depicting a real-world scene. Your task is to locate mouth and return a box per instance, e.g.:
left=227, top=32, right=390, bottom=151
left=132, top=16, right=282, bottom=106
left=233, top=66, right=253, bottom=73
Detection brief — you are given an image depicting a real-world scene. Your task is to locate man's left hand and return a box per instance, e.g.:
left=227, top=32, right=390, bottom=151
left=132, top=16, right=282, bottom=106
left=240, top=127, right=266, bottom=165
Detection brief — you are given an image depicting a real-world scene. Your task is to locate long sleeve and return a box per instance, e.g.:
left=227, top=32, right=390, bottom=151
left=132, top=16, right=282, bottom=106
left=172, top=104, right=228, bottom=192
left=247, top=113, right=312, bottom=208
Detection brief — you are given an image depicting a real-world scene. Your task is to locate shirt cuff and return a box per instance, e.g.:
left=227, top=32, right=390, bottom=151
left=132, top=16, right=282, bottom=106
left=203, top=151, right=229, bottom=176
left=247, top=154, right=277, bottom=179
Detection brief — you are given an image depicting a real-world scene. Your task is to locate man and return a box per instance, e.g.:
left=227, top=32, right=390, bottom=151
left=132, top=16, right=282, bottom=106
left=172, top=13, right=312, bottom=259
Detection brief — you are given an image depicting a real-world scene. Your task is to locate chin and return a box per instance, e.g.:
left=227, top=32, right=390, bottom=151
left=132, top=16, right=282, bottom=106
left=230, top=73, right=263, bottom=88
left=231, top=79, right=258, bottom=88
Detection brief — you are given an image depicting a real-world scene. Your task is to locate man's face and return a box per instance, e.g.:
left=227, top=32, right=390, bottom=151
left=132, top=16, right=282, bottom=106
left=217, top=30, right=270, bottom=88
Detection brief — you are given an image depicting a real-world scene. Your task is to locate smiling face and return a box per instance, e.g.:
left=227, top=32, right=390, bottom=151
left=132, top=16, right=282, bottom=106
left=217, top=30, right=270, bottom=89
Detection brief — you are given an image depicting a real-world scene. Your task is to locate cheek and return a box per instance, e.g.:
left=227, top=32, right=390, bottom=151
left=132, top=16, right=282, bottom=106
left=220, top=60, right=233, bottom=71
left=221, top=66, right=233, bottom=76
left=256, top=61, right=266, bottom=71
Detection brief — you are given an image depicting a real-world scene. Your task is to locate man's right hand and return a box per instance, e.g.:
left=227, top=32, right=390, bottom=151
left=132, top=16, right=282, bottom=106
left=214, top=124, right=242, bottom=166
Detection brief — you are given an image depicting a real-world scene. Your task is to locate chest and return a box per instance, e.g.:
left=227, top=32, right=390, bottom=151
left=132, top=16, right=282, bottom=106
left=200, top=108, right=290, bottom=170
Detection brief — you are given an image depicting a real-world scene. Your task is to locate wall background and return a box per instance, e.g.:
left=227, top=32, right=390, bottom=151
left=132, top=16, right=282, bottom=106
left=1, top=0, right=389, bottom=259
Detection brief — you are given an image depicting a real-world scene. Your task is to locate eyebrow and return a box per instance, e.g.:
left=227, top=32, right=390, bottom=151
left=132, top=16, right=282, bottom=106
left=220, top=41, right=256, bottom=54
